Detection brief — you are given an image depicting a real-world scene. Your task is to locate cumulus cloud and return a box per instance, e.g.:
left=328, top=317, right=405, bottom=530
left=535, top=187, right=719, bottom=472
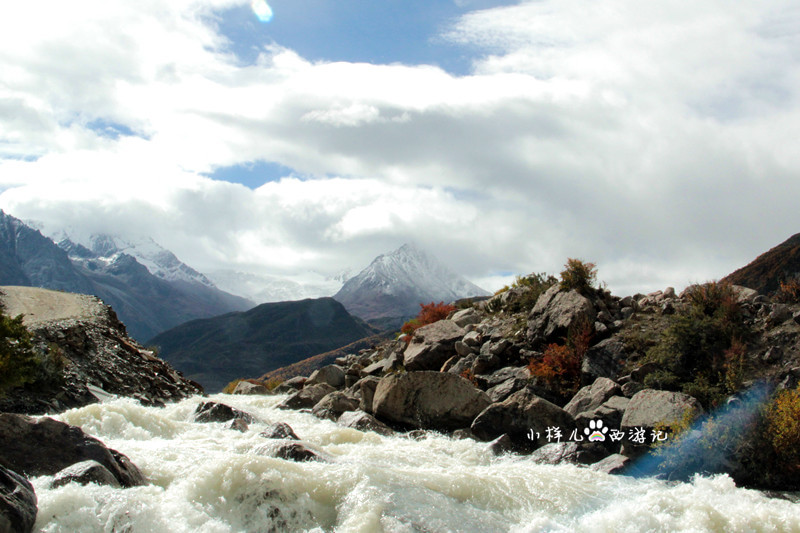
left=0, top=0, right=799, bottom=295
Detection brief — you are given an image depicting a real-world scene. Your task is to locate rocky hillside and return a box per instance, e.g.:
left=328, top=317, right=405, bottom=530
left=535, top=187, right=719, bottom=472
left=333, top=243, right=489, bottom=326
left=0, top=286, right=203, bottom=414
left=148, top=297, right=377, bottom=393
left=238, top=266, right=800, bottom=491
left=0, top=211, right=252, bottom=341
left=722, top=233, right=800, bottom=295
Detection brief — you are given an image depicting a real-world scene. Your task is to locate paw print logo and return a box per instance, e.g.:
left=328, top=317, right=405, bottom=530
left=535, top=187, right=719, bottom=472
left=584, top=420, right=608, bottom=442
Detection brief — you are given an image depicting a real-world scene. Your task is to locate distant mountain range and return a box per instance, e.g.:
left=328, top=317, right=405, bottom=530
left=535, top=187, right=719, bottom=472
left=333, top=243, right=490, bottom=324
left=206, top=268, right=350, bottom=304
left=147, top=297, right=376, bottom=392
left=0, top=211, right=253, bottom=341
left=723, top=233, right=800, bottom=294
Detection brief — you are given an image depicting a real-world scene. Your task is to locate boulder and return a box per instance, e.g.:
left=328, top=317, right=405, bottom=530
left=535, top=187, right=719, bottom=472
left=356, top=376, right=380, bottom=413
left=403, top=320, right=466, bottom=371
left=278, top=383, right=336, bottom=410
left=527, top=286, right=596, bottom=346
left=731, top=285, right=758, bottom=304
left=311, top=391, right=359, bottom=421
left=232, top=381, right=270, bottom=395
left=488, top=434, right=516, bottom=455
left=484, top=366, right=529, bottom=388
left=194, top=402, right=255, bottom=424
left=486, top=377, right=528, bottom=403
left=529, top=442, right=608, bottom=465
left=470, top=387, right=576, bottom=450
left=462, top=330, right=482, bottom=347
left=451, top=308, right=481, bottom=327
left=0, top=414, right=145, bottom=488
left=307, top=365, right=346, bottom=389
left=337, top=411, right=394, bottom=436
left=228, top=419, right=249, bottom=433
left=575, top=395, right=630, bottom=431
left=273, top=376, right=306, bottom=394
left=260, top=422, right=299, bottom=440
left=373, top=371, right=491, bottom=430
left=563, top=378, right=621, bottom=417
left=471, top=353, right=501, bottom=375
left=620, top=389, right=703, bottom=455
left=590, top=453, right=634, bottom=475
left=51, top=460, right=120, bottom=489
left=256, top=441, right=321, bottom=462
left=0, top=466, right=37, bottom=533
left=581, top=338, right=627, bottom=385
left=621, top=389, right=703, bottom=431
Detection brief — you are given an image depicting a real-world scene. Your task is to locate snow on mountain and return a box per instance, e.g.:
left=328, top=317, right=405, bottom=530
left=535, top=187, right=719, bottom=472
left=333, top=243, right=490, bottom=321
left=51, top=231, right=215, bottom=288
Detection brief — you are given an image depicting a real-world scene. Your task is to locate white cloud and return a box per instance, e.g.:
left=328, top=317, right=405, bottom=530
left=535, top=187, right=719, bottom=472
left=1, top=0, right=799, bottom=296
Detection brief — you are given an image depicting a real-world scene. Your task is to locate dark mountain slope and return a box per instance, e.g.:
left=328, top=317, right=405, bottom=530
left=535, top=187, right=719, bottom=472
left=147, top=297, right=374, bottom=392
left=722, top=233, right=800, bottom=294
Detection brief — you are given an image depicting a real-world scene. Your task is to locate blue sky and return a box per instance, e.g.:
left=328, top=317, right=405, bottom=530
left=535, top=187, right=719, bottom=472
left=0, top=0, right=799, bottom=296
left=216, top=1, right=516, bottom=74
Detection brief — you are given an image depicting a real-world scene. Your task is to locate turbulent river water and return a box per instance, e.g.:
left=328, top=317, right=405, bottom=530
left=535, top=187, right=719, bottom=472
left=30, top=394, right=800, bottom=532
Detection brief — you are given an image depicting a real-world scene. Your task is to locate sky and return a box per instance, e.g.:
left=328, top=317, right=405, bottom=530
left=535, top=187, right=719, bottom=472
left=1, top=0, right=799, bottom=295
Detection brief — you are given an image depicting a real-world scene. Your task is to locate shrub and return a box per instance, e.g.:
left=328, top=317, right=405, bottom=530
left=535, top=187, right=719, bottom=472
left=527, top=318, right=591, bottom=396
left=765, top=386, right=800, bottom=471
left=400, top=301, right=456, bottom=337
left=459, top=368, right=479, bottom=387
left=0, top=312, right=39, bottom=395
left=559, top=258, right=597, bottom=295
left=644, top=281, right=751, bottom=409
left=776, top=279, right=800, bottom=303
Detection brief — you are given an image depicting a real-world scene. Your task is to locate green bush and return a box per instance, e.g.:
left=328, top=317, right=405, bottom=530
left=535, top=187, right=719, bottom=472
left=643, top=281, right=751, bottom=409
left=559, top=258, right=597, bottom=295
left=0, top=312, right=39, bottom=394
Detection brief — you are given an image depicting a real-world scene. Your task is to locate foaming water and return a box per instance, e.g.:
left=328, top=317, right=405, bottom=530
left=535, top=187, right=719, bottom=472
left=31, top=394, right=800, bottom=532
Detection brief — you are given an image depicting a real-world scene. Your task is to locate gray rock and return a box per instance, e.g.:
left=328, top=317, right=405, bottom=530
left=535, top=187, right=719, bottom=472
left=768, top=304, right=792, bottom=326
left=451, top=308, right=481, bottom=327
left=195, top=402, right=255, bottom=424
left=731, top=285, right=758, bottom=304
left=278, top=383, right=336, bottom=410
left=470, top=387, right=575, bottom=450
left=454, top=340, right=474, bottom=357
left=590, top=453, right=633, bottom=475
left=273, top=376, right=306, bottom=394
left=232, top=381, right=270, bottom=395
left=575, top=396, right=630, bottom=430
left=488, top=434, right=516, bottom=455
left=462, top=330, right=482, bottom=347
left=527, top=286, right=596, bottom=346
left=228, top=419, right=250, bottom=432
left=563, top=377, right=621, bottom=417
left=529, top=442, right=608, bottom=465
left=0, top=466, right=36, bottom=533
left=361, top=360, right=390, bottom=376
left=403, top=320, right=466, bottom=371
left=446, top=354, right=476, bottom=376
left=337, top=410, right=394, bottom=436
left=356, top=376, right=381, bottom=413
left=373, top=371, right=491, bottom=430
left=260, top=422, right=299, bottom=440
left=486, top=377, right=528, bottom=403
left=0, top=414, right=145, bottom=488
left=620, top=307, right=635, bottom=320
left=663, top=287, right=676, bottom=299
left=581, top=338, right=627, bottom=385
left=256, top=441, right=321, bottom=462
left=621, top=381, right=645, bottom=398
left=312, top=391, right=360, bottom=421
left=472, top=353, right=501, bottom=375
left=51, top=460, right=121, bottom=489
left=620, top=389, right=703, bottom=455
left=451, top=428, right=476, bottom=440
left=485, top=366, right=529, bottom=388
left=307, top=365, right=346, bottom=389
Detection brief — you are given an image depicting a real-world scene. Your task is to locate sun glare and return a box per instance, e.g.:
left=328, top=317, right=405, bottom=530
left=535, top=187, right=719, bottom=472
left=251, top=0, right=273, bottom=23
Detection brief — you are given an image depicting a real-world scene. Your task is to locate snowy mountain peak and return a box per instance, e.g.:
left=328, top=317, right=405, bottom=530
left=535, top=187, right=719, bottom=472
left=333, top=243, right=490, bottom=321
left=52, top=231, right=215, bottom=288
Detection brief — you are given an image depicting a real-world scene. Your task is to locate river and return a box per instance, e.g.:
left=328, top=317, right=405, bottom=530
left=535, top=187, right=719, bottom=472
left=30, top=394, right=800, bottom=532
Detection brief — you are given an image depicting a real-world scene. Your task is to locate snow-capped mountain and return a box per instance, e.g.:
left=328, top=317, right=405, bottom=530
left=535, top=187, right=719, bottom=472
left=333, top=243, right=490, bottom=322
left=53, top=232, right=215, bottom=288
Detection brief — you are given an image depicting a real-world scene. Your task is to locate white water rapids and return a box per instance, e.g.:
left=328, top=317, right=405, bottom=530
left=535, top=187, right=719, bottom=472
left=30, top=394, right=800, bottom=532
